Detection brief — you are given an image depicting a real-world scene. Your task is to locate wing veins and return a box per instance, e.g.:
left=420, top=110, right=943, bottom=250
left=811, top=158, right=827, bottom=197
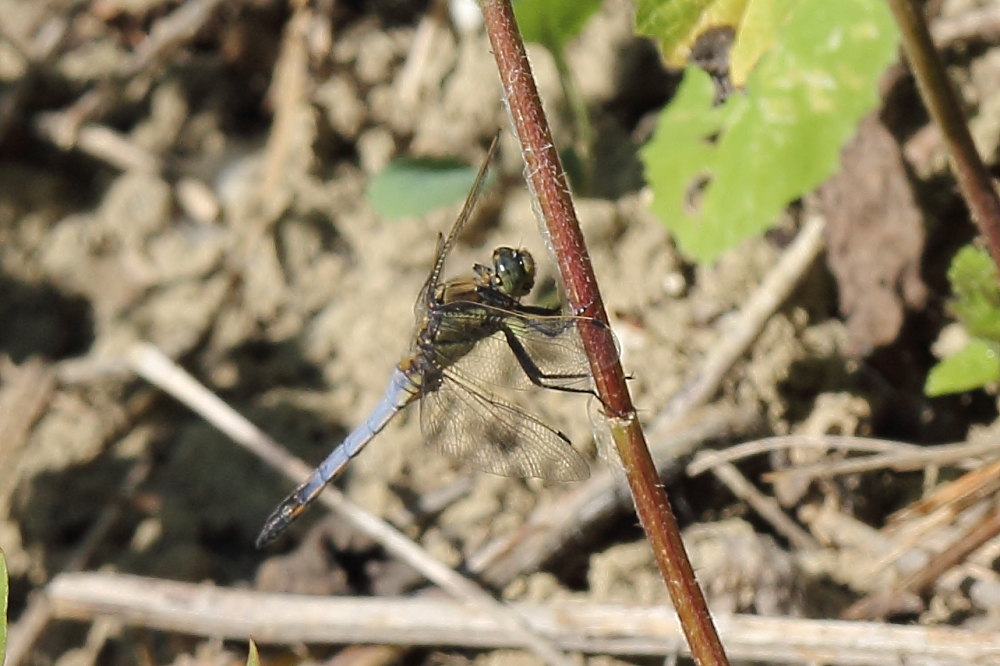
left=422, top=367, right=589, bottom=481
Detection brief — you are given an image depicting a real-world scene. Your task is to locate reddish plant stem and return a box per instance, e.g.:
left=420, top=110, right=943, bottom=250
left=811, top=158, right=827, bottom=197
left=888, top=0, right=1000, bottom=269
left=478, top=2, right=729, bottom=664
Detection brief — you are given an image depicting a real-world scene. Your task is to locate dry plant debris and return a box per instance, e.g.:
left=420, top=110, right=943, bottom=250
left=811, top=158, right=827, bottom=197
left=2, top=0, right=1000, bottom=664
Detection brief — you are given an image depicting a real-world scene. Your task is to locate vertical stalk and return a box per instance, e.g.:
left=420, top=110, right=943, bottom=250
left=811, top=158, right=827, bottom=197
left=887, top=0, right=1000, bottom=268
left=478, top=2, right=730, bottom=664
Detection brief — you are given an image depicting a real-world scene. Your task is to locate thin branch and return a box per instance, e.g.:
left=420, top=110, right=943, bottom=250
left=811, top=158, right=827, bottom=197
left=33, top=119, right=163, bottom=173
left=468, top=404, right=761, bottom=587
left=123, top=0, right=230, bottom=79
left=887, top=0, right=1000, bottom=269
left=3, top=358, right=154, bottom=666
left=706, top=462, right=819, bottom=551
left=47, top=571, right=1000, bottom=664
left=653, top=215, right=827, bottom=432
left=688, top=435, right=923, bottom=477
left=477, top=2, right=728, bottom=663
left=754, top=435, right=1000, bottom=482
left=842, top=505, right=1000, bottom=620
left=126, top=342, right=573, bottom=666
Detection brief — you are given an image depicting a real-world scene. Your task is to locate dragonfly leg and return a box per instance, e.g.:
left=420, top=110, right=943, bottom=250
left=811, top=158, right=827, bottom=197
left=501, top=326, right=595, bottom=395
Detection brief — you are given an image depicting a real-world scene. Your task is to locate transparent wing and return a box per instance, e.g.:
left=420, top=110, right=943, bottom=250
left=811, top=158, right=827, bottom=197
left=420, top=368, right=590, bottom=481
left=428, top=303, right=615, bottom=393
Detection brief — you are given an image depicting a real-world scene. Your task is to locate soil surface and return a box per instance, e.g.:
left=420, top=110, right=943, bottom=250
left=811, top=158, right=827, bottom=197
left=3, top=1, right=1000, bottom=665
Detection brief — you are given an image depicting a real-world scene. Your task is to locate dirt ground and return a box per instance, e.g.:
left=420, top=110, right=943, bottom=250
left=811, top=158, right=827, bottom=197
left=3, top=0, right=1000, bottom=664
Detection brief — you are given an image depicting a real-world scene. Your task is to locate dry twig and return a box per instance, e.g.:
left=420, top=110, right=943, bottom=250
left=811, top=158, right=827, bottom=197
left=127, top=342, right=573, bottom=666
left=651, top=215, right=826, bottom=433
left=843, top=505, right=1000, bottom=620
left=47, top=571, right=1000, bottom=664
left=467, top=404, right=761, bottom=587
left=6, top=438, right=154, bottom=666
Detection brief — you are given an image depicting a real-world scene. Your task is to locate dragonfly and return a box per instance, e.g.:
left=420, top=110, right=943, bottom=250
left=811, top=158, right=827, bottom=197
left=257, top=134, right=609, bottom=547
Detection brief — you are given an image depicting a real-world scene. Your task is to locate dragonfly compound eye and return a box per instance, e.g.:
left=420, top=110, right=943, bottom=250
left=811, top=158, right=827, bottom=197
left=493, top=247, right=535, bottom=298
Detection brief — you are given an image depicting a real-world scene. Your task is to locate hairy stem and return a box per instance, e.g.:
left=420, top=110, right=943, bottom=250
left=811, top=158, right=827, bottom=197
left=478, top=2, right=730, bottom=664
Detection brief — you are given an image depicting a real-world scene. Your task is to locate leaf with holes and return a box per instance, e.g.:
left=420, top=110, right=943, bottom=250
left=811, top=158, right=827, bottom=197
left=641, top=0, right=898, bottom=262
left=635, top=0, right=750, bottom=68
left=729, top=0, right=798, bottom=85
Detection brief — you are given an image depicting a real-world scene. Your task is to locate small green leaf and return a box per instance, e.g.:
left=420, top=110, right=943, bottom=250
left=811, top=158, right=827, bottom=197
left=636, top=0, right=749, bottom=68
left=925, top=339, right=1000, bottom=396
left=949, top=245, right=1000, bottom=339
left=1, top=549, right=7, bottom=665
left=641, top=0, right=899, bottom=262
left=367, top=158, right=480, bottom=220
left=245, top=639, right=259, bottom=666
left=514, top=0, right=603, bottom=54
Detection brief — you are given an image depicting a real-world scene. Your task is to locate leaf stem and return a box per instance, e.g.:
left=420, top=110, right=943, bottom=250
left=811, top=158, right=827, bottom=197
left=887, top=0, right=1000, bottom=269
left=478, top=2, right=730, bottom=664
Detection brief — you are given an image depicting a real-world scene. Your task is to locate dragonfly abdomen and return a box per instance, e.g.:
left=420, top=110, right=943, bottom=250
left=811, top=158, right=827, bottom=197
left=255, top=367, right=420, bottom=547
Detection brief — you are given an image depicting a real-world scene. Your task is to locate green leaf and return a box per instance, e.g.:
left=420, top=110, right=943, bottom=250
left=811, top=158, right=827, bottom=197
left=729, top=0, right=799, bottom=86
left=635, top=0, right=749, bottom=68
left=925, top=339, right=1000, bottom=396
left=924, top=246, right=1000, bottom=397
left=949, top=245, right=1000, bottom=339
left=367, top=158, right=481, bottom=221
left=514, top=0, right=603, bottom=54
left=245, top=639, right=259, bottom=666
left=640, top=0, right=899, bottom=262
left=1, top=549, right=6, bottom=665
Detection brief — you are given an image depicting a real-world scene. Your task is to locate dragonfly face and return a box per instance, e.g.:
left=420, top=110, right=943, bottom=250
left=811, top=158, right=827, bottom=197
left=414, top=247, right=542, bottom=388
left=487, top=246, right=536, bottom=299
left=256, top=135, right=613, bottom=547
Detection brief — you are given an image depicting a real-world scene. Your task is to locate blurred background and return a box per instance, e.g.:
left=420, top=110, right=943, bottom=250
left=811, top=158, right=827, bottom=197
left=2, top=0, right=1000, bottom=664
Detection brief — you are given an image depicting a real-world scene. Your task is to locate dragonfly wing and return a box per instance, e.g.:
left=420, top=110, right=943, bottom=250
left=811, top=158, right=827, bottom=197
left=430, top=304, right=614, bottom=393
left=501, top=312, right=611, bottom=391
left=420, top=368, right=590, bottom=481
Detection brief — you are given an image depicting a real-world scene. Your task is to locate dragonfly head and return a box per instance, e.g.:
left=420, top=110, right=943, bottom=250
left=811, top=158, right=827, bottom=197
left=492, top=246, right=536, bottom=298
